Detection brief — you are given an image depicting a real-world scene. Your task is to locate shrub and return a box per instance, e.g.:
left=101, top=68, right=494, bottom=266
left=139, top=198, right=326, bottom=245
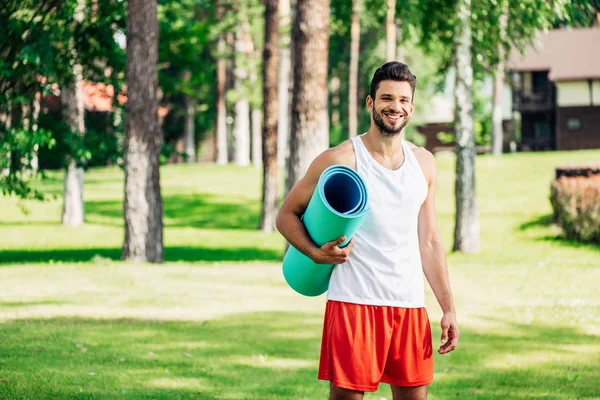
left=550, top=175, right=600, bottom=243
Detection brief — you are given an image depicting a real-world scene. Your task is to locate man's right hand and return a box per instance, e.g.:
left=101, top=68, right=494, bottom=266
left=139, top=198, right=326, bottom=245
left=309, top=236, right=355, bottom=265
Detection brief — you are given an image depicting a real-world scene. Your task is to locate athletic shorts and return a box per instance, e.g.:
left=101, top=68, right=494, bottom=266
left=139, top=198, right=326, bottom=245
left=318, top=300, right=434, bottom=392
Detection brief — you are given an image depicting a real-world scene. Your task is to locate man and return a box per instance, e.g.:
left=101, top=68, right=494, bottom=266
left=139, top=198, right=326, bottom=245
left=276, top=61, right=459, bottom=400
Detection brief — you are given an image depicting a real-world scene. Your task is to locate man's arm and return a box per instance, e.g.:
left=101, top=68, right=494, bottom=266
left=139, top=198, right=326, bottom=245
left=276, top=149, right=354, bottom=265
left=416, top=150, right=460, bottom=354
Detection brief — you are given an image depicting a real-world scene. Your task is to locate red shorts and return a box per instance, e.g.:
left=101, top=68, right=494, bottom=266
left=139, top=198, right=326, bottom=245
left=318, top=300, right=434, bottom=392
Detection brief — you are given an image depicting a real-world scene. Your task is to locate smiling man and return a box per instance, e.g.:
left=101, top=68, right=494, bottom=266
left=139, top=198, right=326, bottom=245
left=276, top=62, right=459, bottom=400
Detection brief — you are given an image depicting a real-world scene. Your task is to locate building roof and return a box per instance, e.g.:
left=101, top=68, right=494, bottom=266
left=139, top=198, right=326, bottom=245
left=509, top=28, right=600, bottom=81
left=42, top=81, right=169, bottom=117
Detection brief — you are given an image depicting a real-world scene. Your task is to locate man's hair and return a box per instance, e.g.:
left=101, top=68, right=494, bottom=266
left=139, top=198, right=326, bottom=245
left=369, top=62, right=417, bottom=102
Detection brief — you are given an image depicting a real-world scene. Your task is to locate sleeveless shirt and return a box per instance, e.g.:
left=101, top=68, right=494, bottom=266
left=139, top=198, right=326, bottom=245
left=326, top=134, right=429, bottom=307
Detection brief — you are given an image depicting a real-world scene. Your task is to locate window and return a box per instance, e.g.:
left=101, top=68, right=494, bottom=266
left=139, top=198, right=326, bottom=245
left=567, top=117, right=582, bottom=131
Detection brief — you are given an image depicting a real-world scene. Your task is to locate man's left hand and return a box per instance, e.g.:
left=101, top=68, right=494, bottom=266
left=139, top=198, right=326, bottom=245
left=438, top=312, right=459, bottom=354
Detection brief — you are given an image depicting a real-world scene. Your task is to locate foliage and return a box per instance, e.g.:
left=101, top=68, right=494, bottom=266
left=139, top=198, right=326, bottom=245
left=416, top=0, right=597, bottom=80
left=0, top=0, right=125, bottom=200
left=0, top=127, right=55, bottom=201
left=550, top=175, right=600, bottom=243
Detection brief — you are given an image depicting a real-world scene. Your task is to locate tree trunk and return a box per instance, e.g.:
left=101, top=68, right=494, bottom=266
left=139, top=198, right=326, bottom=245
left=277, top=0, right=291, bottom=167
left=233, top=24, right=251, bottom=167
left=396, top=18, right=404, bottom=62
left=331, top=71, right=340, bottom=126
left=453, top=0, right=479, bottom=253
left=386, top=0, right=396, bottom=62
left=233, top=99, right=250, bottom=166
left=215, top=5, right=228, bottom=165
left=261, top=0, right=280, bottom=233
left=61, top=0, right=86, bottom=227
left=492, top=0, right=508, bottom=157
left=251, top=108, right=262, bottom=167
left=348, top=0, right=361, bottom=138
left=122, top=0, right=164, bottom=263
left=286, top=0, right=330, bottom=194
left=182, top=70, right=196, bottom=163
left=30, top=92, right=41, bottom=172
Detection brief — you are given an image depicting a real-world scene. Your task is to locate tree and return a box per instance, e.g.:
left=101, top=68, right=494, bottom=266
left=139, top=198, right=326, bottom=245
left=122, top=0, right=163, bottom=263
left=61, top=0, right=86, bottom=227
left=386, top=0, right=396, bottom=61
left=491, top=0, right=508, bottom=156
left=348, top=0, right=361, bottom=138
left=260, top=0, right=279, bottom=233
left=215, top=1, right=229, bottom=165
left=277, top=0, right=292, bottom=166
left=452, top=0, right=479, bottom=253
left=182, top=70, right=196, bottom=163
left=416, top=0, right=595, bottom=252
left=232, top=18, right=252, bottom=167
left=286, top=0, right=331, bottom=193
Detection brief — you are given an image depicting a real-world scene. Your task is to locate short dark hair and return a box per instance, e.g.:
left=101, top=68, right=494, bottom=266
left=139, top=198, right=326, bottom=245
left=369, top=62, right=417, bottom=102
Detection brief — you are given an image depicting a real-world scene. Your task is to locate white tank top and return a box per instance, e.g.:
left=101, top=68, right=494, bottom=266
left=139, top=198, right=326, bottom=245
left=326, top=134, right=429, bottom=307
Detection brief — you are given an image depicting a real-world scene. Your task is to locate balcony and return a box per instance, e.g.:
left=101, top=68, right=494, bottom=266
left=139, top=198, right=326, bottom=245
left=513, top=89, right=555, bottom=112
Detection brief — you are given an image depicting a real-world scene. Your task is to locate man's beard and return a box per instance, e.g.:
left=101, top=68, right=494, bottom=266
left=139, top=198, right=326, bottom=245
left=372, top=109, right=409, bottom=136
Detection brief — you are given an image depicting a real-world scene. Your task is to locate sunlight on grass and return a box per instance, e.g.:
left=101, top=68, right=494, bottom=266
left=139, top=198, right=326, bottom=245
left=148, top=377, right=210, bottom=390
left=232, top=355, right=315, bottom=369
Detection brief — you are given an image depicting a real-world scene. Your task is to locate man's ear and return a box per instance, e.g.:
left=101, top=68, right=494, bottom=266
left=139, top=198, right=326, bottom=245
left=366, top=95, right=373, bottom=112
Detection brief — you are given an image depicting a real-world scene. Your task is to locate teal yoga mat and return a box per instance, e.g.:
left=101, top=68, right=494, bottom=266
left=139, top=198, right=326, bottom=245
left=282, top=165, right=370, bottom=297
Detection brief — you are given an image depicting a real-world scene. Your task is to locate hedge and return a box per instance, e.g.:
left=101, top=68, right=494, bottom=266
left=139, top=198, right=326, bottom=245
left=550, top=174, right=600, bottom=243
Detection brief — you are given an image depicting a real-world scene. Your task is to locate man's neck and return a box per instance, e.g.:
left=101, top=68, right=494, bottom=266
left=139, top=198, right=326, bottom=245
left=363, top=127, right=404, bottom=158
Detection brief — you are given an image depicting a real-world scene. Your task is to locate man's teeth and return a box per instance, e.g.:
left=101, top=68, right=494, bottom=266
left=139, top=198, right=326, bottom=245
left=386, top=114, right=400, bottom=120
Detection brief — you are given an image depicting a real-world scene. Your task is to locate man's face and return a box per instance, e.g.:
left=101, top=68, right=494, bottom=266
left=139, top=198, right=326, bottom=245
left=367, top=80, right=415, bottom=136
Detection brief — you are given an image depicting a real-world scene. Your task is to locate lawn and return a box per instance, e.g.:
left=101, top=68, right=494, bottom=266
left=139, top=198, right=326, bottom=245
left=1, top=150, right=599, bottom=400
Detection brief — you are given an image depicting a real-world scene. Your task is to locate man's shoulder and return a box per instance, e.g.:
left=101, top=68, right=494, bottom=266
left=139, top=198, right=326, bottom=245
left=319, top=139, right=356, bottom=169
left=406, top=141, right=435, bottom=182
left=406, top=141, right=434, bottom=162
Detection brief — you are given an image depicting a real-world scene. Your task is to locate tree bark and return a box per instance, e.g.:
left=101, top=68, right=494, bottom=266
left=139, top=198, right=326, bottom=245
left=277, top=0, right=291, bottom=167
left=61, top=0, right=86, bottom=227
left=233, top=23, right=251, bottom=167
left=261, top=0, right=280, bottom=233
left=286, top=0, right=330, bottom=194
left=396, top=18, right=404, bottom=62
left=122, top=0, right=164, bottom=263
left=386, top=0, right=396, bottom=62
left=348, top=0, right=361, bottom=138
left=251, top=108, right=262, bottom=167
left=492, top=0, right=508, bottom=157
left=453, top=0, right=480, bottom=253
left=182, top=70, right=196, bottom=163
left=30, top=92, right=41, bottom=172
left=215, top=3, right=228, bottom=165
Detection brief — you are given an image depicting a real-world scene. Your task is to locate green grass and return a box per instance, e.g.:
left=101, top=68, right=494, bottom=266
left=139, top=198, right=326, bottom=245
left=1, top=151, right=600, bottom=399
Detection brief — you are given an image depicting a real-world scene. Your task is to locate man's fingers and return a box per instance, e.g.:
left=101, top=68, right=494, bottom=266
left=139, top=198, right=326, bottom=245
left=438, top=337, right=458, bottom=354
left=440, top=325, right=449, bottom=344
left=345, top=238, right=355, bottom=251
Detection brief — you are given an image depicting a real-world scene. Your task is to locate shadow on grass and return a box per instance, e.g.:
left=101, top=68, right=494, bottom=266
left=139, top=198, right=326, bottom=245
left=534, top=235, right=600, bottom=252
left=0, top=246, right=282, bottom=265
left=0, top=313, right=598, bottom=399
left=0, top=300, right=70, bottom=307
left=517, top=214, right=600, bottom=253
left=518, top=213, right=555, bottom=231
left=85, top=193, right=260, bottom=230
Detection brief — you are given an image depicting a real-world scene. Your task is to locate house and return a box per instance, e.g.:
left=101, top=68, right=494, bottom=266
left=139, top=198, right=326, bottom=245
left=509, top=28, right=600, bottom=151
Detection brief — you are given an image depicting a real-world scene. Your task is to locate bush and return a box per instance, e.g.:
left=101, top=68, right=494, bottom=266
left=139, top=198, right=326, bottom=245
left=550, top=175, right=600, bottom=243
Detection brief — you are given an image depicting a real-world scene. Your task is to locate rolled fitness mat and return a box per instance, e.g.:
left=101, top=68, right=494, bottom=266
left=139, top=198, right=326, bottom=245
left=282, top=165, right=370, bottom=296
